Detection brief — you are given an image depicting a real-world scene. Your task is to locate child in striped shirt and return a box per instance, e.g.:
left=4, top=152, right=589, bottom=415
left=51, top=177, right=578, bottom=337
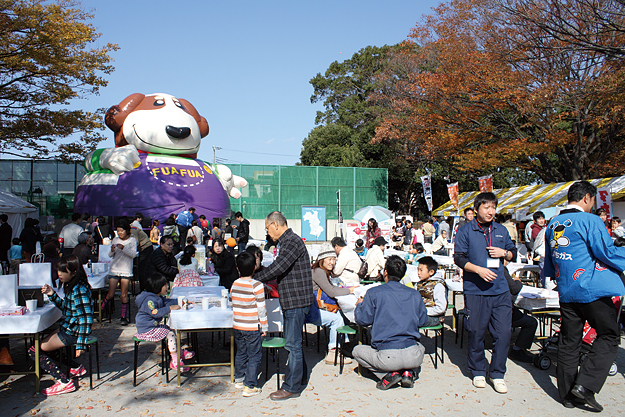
left=231, top=252, right=268, bottom=397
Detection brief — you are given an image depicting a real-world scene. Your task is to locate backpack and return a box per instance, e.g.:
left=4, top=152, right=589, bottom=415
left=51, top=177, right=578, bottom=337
left=316, top=289, right=339, bottom=313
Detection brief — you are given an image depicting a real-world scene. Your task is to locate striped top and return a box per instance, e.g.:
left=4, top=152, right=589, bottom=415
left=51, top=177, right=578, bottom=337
left=231, top=277, right=268, bottom=332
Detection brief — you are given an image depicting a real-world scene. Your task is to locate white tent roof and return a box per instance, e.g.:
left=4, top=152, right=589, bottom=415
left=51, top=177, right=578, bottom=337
left=0, top=189, right=38, bottom=214
left=434, top=175, right=625, bottom=216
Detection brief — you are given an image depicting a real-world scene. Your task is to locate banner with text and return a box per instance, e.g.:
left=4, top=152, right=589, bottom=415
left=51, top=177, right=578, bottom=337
left=478, top=174, right=493, bottom=192
left=447, top=182, right=459, bottom=210
left=421, top=174, right=433, bottom=212
left=596, top=187, right=613, bottom=220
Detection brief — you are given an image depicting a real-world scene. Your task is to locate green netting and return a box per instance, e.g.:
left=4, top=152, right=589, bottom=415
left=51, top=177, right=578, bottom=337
left=0, top=160, right=388, bottom=220
left=228, top=165, right=388, bottom=219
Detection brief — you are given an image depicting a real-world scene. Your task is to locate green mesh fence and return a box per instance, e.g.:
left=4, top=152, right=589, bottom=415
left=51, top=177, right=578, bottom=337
left=0, top=160, right=388, bottom=220
left=227, top=165, right=388, bottom=219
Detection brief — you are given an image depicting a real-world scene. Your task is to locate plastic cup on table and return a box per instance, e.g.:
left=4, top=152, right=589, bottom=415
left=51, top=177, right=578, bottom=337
left=26, top=299, right=38, bottom=313
left=202, top=297, right=210, bottom=310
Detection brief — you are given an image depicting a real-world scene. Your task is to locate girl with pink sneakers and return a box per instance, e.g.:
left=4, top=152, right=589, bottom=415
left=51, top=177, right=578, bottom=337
left=134, top=273, right=194, bottom=371
left=32, top=255, right=93, bottom=396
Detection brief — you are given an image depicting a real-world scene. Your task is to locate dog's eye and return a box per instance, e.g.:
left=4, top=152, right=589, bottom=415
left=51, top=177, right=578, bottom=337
left=153, top=99, right=165, bottom=106
left=173, top=99, right=184, bottom=110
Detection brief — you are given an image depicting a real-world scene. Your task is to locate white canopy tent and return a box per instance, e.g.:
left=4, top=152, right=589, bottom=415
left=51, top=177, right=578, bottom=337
left=0, top=189, right=39, bottom=240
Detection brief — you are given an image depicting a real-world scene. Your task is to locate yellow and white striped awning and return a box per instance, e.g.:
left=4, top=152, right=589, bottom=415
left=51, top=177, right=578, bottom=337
left=434, top=175, right=625, bottom=217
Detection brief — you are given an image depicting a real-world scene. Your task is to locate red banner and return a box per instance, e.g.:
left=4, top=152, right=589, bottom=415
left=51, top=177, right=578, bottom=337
left=447, top=182, right=459, bottom=209
left=478, top=174, right=493, bottom=192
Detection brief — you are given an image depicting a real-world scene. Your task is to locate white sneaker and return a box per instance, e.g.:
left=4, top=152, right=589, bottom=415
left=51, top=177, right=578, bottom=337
left=234, top=381, right=245, bottom=389
left=242, top=386, right=262, bottom=397
left=473, top=376, right=486, bottom=388
left=490, top=378, right=508, bottom=393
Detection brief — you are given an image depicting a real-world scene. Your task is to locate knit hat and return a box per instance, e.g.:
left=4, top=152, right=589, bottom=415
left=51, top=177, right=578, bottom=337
left=317, top=242, right=336, bottom=261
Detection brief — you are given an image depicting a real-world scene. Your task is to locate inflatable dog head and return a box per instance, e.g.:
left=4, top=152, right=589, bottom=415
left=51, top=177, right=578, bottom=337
left=105, top=93, right=210, bottom=157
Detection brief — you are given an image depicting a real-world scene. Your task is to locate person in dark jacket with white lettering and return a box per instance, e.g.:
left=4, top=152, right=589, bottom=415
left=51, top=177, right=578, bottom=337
left=353, top=255, right=428, bottom=390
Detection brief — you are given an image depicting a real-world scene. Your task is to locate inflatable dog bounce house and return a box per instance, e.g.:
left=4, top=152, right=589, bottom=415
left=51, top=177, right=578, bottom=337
left=74, top=93, right=247, bottom=220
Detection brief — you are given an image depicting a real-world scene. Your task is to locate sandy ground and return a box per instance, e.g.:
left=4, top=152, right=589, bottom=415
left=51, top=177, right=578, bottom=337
left=1, top=303, right=624, bottom=417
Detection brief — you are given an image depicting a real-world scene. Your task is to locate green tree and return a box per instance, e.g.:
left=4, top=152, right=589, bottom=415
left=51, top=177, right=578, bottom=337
left=0, top=0, right=118, bottom=160
left=303, top=44, right=425, bottom=215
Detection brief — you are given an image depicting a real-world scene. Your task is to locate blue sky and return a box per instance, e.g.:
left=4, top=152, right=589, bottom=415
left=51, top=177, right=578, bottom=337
left=74, top=0, right=441, bottom=166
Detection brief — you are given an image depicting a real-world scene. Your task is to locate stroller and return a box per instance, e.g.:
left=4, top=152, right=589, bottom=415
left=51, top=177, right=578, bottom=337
left=533, top=296, right=622, bottom=377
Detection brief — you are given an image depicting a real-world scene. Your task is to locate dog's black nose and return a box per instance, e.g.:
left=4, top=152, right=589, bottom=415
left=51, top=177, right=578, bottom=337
left=166, top=125, right=191, bottom=139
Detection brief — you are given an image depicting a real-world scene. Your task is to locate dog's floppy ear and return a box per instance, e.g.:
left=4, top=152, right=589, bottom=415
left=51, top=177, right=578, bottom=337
left=105, top=93, right=145, bottom=146
left=179, top=98, right=209, bottom=138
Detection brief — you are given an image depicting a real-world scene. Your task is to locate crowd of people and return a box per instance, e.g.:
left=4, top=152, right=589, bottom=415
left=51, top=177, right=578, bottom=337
left=0, top=181, right=623, bottom=412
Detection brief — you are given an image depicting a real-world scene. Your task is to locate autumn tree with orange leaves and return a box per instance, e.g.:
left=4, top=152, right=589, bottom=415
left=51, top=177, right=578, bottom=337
left=373, top=0, right=625, bottom=183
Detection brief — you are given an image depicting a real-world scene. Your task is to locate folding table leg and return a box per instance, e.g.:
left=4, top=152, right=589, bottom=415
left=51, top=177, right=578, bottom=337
left=176, top=330, right=182, bottom=387
left=34, top=333, right=40, bottom=392
left=230, top=329, right=234, bottom=382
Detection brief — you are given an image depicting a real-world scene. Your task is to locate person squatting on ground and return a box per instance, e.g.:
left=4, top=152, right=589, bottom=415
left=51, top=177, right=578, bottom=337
left=101, top=219, right=137, bottom=325
left=231, top=252, right=268, bottom=397
left=135, top=273, right=195, bottom=372
left=453, top=192, right=516, bottom=394
left=353, top=255, right=428, bottom=390
left=544, top=181, right=625, bottom=412
left=32, top=255, right=93, bottom=396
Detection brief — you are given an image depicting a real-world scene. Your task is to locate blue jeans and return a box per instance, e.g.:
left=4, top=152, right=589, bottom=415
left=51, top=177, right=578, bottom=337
left=282, top=305, right=310, bottom=393
left=233, top=329, right=262, bottom=388
left=313, top=309, right=347, bottom=350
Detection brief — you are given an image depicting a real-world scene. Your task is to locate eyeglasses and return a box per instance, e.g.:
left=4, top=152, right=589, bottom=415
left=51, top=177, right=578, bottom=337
left=162, top=242, right=174, bottom=247
left=264, top=222, right=276, bottom=233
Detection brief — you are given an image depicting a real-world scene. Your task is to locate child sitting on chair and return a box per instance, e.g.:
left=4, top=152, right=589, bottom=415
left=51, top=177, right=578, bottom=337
left=135, top=273, right=194, bottom=371
left=403, top=256, right=447, bottom=327
left=231, top=252, right=268, bottom=397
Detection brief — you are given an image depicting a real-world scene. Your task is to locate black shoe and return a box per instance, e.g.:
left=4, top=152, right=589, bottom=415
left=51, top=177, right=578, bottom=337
left=562, top=397, right=585, bottom=409
left=376, top=372, right=402, bottom=390
left=120, top=317, right=129, bottom=326
left=571, top=384, right=603, bottom=412
left=400, top=370, right=414, bottom=388
left=508, top=348, right=535, bottom=363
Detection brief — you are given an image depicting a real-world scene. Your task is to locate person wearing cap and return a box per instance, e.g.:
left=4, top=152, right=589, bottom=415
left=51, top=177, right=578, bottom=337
left=310, top=243, right=356, bottom=364
left=364, top=236, right=387, bottom=279
left=72, top=232, right=97, bottom=265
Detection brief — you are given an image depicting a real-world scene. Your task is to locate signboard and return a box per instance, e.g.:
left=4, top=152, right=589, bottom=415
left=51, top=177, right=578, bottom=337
left=421, top=174, right=433, bottom=212
left=478, top=174, right=493, bottom=192
left=597, top=187, right=613, bottom=220
left=301, top=206, right=326, bottom=242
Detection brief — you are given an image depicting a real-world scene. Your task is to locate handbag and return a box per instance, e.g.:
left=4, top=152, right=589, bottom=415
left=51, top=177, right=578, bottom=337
left=357, top=261, right=369, bottom=280
left=316, top=289, right=339, bottom=313
left=18, top=288, right=44, bottom=307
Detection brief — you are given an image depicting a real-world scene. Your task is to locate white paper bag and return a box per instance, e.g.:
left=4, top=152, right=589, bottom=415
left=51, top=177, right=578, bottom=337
left=19, top=263, right=52, bottom=288
left=99, top=245, right=112, bottom=263
left=0, top=274, right=18, bottom=307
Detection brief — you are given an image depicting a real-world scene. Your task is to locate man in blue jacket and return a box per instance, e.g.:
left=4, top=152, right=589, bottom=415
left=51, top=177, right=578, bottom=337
left=544, top=181, right=625, bottom=412
left=454, top=192, right=516, bottom=394
left=353, top=255, right=428, bottom=390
